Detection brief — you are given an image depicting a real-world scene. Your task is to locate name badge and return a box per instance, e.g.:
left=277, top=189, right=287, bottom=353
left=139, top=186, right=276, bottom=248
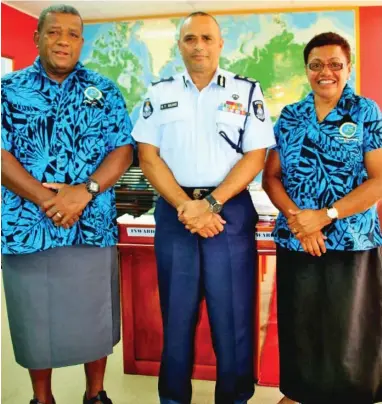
left=160, top=102, right=178, bottom=110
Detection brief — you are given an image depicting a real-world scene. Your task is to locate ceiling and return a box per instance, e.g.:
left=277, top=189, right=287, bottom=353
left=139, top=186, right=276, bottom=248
left=4, top=0, right=382, bottom=22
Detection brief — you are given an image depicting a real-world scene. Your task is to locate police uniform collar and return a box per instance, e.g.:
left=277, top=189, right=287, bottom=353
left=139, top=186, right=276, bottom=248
left=182, top=67, right=226, bottom=89
left=182, top=70, right=192, bottom=87
left=212, top=67, right=226, bottom=88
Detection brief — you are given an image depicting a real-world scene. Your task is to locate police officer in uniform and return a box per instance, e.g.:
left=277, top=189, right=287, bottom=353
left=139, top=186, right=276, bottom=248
left=132, top=12, right=275, bottom=404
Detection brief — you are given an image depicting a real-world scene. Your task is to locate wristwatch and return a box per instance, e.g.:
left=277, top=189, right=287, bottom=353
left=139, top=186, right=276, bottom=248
left=85, top=178, right=100, bottom=199
left=326, top=206, right=339, bottom=222
left=205, top=194, right=223, bottom=214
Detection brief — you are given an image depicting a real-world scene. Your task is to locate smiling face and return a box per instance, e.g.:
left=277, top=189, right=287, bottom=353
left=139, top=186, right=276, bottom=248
left=34, top=12, right=84, bottom=82
left=178, top=15, right=223, bottom=76
left=305, top=45, right=351, bottom=102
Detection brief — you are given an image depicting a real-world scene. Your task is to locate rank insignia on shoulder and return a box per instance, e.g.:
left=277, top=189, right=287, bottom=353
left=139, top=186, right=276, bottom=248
left=252, top=100, right=265, bottom=122
left=234, top=75, right=258, bottom=85
left=142, top=98, right=153, bottom=119
left=160, top=102, right=178, bottom=110
left=151, top=77, right=174, bottom=86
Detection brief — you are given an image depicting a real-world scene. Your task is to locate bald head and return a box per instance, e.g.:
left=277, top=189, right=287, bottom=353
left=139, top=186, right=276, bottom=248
left=179, top=12, right=221, bottom=39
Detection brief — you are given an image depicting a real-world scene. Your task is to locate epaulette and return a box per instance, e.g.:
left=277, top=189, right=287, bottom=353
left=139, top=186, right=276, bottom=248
left=151, top=77, right=174, bottom=86
left=234, top=75, right=258, bottom=85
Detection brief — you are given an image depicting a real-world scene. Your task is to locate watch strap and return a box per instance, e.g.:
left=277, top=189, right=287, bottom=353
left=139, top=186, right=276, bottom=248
left=205, top=193, right=217, bottom=207
left=205, top=193, right=222, bottom=213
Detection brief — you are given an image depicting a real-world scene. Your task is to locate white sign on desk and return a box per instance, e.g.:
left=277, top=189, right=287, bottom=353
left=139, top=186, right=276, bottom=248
left=127, top=227, right=155, bottom=237
left=255, top=231, right=273, bottom=241
left=1, top=57, right=13, bottom=77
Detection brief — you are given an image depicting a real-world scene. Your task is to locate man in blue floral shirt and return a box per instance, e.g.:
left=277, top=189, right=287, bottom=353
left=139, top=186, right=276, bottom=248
left=1, top=5, right=134, bottom=404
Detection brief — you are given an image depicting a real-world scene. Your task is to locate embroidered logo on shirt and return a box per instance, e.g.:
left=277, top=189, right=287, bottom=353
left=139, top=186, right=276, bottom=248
left=252, top=100, right=265, bottom=122
left=218, top=101, right=249, bottom=116
left=339, top=122, right=357, bottom=138
left=84, top=86, right=103, bottom=107
left=143, top=99, right=154, bottom=119
left=160, top=102, right=178, bottom=110
left=232, top=94, right=239, bottom=100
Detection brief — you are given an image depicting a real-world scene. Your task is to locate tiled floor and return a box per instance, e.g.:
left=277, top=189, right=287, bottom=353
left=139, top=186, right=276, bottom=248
left=1, top=261, right=284, bottom=404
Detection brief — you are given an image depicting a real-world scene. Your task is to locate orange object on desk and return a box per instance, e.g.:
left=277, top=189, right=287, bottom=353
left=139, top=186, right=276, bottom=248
left=118, top=219, right=276, bottom=381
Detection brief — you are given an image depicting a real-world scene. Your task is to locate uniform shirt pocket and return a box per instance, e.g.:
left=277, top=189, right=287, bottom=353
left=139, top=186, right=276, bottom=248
left=158, top=106, right=190, bottom=151
left=216, top=110, right=246, bottom=151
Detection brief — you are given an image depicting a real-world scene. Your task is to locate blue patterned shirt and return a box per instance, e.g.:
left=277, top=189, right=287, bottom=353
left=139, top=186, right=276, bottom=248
left=2, top=57, right=134, bottom=255
left=273, top=84, right=382, bottom=251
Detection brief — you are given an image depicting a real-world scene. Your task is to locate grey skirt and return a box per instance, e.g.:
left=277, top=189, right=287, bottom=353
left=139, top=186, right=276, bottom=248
left=2, top=245, right=120, bottom=369
left=277, top=246, right=382, bottom=404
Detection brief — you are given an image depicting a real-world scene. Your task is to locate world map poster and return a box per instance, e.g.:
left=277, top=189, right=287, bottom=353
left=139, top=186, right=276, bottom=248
left=81, top=9, right=356, bottom=125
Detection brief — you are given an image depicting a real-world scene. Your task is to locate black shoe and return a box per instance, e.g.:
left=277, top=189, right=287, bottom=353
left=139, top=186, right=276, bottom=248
left=30, top=398, right=56, bottom=404
left=83, top=390, right=112, bottom=404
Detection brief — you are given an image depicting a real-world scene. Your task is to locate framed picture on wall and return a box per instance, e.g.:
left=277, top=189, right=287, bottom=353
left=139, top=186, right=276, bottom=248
left=1, top=57, right=13, bottom=77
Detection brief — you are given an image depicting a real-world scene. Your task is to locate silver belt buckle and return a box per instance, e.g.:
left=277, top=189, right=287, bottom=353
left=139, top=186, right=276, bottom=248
left=192, top=188, right=210, bottom=200
left=193, top=188, right=203, bottom=200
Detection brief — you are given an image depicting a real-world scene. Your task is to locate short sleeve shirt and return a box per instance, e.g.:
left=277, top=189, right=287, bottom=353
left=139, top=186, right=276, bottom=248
left=132, top=68, right=276, bottom=187
left=1, top=57, right=135, bottom=254
left=272, top=84, right=382, bottom=251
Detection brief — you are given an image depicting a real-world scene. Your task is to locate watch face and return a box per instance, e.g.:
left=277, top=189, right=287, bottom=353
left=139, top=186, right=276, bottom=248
left=89, top=182, right=99, bottom=192
left=212, top=203, right=223, bottom=214
left=327, top=208, right=338, bottom=219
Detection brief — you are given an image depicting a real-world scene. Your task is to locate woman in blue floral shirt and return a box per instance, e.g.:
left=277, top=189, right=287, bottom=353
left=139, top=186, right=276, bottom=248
left=263, top=32, right=382, bottom=404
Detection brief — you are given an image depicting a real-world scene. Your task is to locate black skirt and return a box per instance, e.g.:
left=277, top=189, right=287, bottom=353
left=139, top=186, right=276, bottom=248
left=276, top=246, right=382, bottom=404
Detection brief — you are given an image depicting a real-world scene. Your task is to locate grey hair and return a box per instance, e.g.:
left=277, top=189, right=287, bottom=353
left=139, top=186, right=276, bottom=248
left=37, top=4, right=83, bottom=32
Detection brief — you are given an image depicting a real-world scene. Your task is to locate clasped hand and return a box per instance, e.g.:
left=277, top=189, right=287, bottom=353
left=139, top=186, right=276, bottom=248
left=177, top=200, right=226, bottom=238
left=41, top=183, right=92, bottom=229
left=287, top=208, right=330, bottom=256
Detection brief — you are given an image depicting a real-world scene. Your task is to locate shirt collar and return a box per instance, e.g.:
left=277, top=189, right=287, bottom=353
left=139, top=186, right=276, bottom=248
left=31, top=56, right=85, bottom=83
left=304, top=83, right=355, bottom=120
left=337, top=83, right=355, bottom=110
left=182, top=67, right=226, bottom=89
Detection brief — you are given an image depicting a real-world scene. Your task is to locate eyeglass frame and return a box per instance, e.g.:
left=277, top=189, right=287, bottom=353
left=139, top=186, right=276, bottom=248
left=306, top=61, right=346, bottom=72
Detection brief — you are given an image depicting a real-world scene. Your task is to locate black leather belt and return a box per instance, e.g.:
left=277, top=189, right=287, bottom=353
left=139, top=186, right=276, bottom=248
left=181, top=186, right=216, bottom=200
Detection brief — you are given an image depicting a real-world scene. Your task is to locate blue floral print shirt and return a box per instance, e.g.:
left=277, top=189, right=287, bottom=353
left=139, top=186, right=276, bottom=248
left=272, top=84, right=382, bottom=251
left=2, top=57, right=134, bottom=254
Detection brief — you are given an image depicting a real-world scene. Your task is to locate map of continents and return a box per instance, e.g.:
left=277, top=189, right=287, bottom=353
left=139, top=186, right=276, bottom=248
left=81, top=10, right=356, bottom=124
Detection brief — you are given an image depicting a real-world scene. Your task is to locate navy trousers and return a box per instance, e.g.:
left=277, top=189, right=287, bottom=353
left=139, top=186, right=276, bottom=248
left=154, top=190, right=258, bottom=404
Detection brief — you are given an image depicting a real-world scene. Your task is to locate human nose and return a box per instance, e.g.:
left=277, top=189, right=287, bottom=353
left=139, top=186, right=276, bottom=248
left=194, top=38, right=203, bottom=52
left=56, top=32, right=71, bottom=45
left=320, top=63, right=332, bottom=74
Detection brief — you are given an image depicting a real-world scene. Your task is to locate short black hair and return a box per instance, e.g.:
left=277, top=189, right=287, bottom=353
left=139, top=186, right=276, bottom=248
left=37, top=4, right=83, bottom=33
left=303, top=32, right=351, bottom=64
left=180, top=11, right=221, bottom=36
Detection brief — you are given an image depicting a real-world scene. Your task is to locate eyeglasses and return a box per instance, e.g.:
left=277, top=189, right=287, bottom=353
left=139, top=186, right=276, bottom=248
left=307, top=62, right=344, bottom=72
